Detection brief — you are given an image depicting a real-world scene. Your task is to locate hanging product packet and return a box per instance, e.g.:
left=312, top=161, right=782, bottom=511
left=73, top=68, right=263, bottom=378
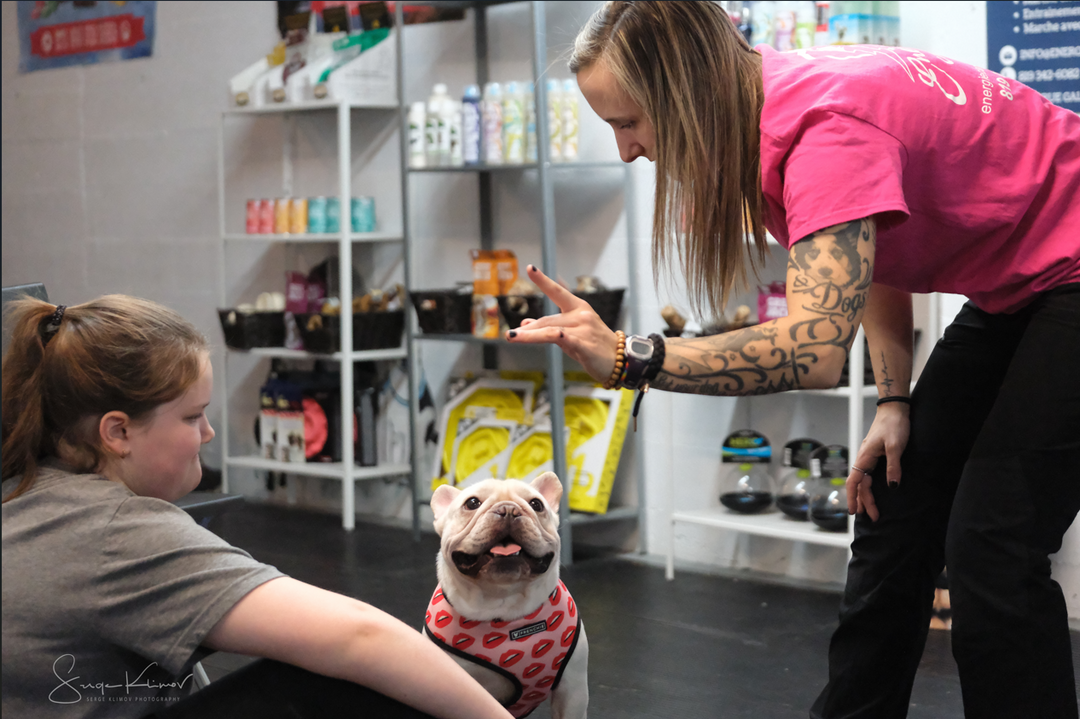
left=470, top=249, right=501, bottom=338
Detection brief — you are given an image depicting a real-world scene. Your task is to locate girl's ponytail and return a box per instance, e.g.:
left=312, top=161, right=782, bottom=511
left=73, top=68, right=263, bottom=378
left=2, top=299, right=63, bottom=500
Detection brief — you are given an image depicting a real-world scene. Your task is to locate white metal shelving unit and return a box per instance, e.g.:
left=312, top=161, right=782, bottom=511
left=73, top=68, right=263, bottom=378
left=398, top=1, right=645, bottom=564
left=665, top=327, right=868, bottom=579
left=217, top=95, right=416, bottom=532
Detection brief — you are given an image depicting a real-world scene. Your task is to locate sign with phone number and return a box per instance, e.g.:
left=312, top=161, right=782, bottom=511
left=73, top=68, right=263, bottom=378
left=987, top=0, right=1080, bottom=113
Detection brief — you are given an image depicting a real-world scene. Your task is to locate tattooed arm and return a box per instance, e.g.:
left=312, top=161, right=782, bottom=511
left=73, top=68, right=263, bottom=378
left=863, top=283, right=913, bottom=400
left=652, top=218, right=877, bottom=395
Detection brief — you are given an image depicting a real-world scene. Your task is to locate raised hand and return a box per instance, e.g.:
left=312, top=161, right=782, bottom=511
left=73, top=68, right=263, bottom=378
left=505, top=265, right=618, bottom=383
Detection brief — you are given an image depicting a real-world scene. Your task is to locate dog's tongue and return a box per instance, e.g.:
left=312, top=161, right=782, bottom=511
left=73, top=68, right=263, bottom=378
left=489, top=543, right=522, bottom=556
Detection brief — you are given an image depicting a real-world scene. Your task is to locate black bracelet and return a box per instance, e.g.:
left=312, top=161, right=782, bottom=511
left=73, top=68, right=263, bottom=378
left=642, top=333, right=666, bottom=384
left=876, top=396, right=912, bottom=407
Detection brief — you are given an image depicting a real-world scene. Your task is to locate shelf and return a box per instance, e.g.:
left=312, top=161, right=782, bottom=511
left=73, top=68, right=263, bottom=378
left=672, top=508, right=853, bottom=548
left=408, top=160, right=627, bottom=173
left=223, top=232, right=403, bottom=244
left=570, top=506, right=640, bottom=525
left=225, top=99, right=398, bottom=116
left=228, top=346, right=408, bottom=362
left=226, top=456, right=412, bottom=481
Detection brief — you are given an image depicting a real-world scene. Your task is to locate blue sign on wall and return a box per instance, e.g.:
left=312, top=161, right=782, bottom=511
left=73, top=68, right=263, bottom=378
left=17, top=1, right=156, bottom=73
left=987, top=0, right=1080, bottom=112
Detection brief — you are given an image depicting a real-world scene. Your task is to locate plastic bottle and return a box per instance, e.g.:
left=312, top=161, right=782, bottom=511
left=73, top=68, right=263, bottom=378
left=560, top=78, right=579, bottom=161
left=794, top=1, right=817, bottom=49
left=462, top=84, right=482, bottom=166
left=433, top=83, right=453, bottom=166
left=502, top=81, right=525, bottom=164
left=524, top=81, right=537, bottom=163
left=482, top=82, right=504, bottom=165
left=408, top=101, right=426, bottom=168
left=774, top=1, right=797, bottom=51
left=751, top=0, right=777, bottom=48
left=545, top=78, right=562, bottom=162
left=424, top=86, right=441, bottom=167
left=814, top=1, right=831, bottom=46
left=449, top=100, right=463, bottom=166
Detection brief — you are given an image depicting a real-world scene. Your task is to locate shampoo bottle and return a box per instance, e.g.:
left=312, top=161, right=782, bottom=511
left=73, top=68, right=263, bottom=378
left=462, top=84, right=482, bottom=165
left=560, top=78, right=579, bottom=161
left=482, top=82, right=504, bottom=165
left=546, top=78, right=563, bottom=161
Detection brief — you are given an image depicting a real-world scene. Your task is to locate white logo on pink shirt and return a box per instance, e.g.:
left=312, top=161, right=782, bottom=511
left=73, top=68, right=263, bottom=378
left=793, top=46, right=974, bottom=107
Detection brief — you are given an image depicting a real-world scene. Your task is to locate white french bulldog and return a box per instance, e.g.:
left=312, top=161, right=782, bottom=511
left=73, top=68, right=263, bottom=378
left=426, top=472, right=588, bottom=719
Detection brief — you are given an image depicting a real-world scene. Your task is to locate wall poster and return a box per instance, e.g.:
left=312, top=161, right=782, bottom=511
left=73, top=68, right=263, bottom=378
left=17, top=1, right=157, bottom=73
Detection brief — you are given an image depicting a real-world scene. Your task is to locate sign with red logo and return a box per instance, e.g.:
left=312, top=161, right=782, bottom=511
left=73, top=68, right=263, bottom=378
left=18, top=1, right=156, bottom=73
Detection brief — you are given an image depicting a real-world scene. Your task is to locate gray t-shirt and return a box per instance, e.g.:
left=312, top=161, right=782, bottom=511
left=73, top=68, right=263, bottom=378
left=1, top=462, right=284, bottom=718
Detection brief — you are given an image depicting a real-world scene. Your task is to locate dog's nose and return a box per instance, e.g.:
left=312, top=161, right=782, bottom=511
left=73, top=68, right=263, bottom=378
left=493, top=502, right=522, bottom=518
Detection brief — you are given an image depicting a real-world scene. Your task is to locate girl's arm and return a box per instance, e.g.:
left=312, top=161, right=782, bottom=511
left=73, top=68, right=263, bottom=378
left=203, top=577, right=512, bottom=719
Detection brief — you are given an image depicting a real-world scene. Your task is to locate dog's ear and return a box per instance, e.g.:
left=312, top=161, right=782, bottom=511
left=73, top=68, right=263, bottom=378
left=430, top=484, right=462, bottom=532
left=530, top=472, right=563, bottom=511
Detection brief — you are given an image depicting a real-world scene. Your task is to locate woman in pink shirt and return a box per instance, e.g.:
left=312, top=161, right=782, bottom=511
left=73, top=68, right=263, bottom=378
left=509, top=2, right=1079, bottom=718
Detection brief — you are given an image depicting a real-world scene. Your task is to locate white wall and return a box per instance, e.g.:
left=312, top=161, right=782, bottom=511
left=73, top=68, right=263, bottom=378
left=2, top=0, right=1076, bottom=617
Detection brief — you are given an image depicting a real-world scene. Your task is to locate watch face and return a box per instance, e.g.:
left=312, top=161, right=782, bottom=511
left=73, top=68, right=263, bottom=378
left=628, top=338, right=652, bottom=356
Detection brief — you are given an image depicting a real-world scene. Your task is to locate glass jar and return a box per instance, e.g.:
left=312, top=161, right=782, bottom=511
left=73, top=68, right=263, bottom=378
left=776, top=438, right=823, bottom=520
left=718, top=430, right=773, bottom=514
left=808, top=444, right=850, bottom=532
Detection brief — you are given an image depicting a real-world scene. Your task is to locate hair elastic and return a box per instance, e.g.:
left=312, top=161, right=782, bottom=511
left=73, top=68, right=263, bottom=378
left=876, top=396, right=911, bottom=407
left=42, top=305, right=67, bottom=346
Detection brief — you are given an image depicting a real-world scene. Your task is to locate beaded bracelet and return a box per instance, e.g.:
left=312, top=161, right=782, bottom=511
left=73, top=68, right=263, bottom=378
left=876, top=396, right=912, bottom=407
left=603, top=331, right=627, bottom=390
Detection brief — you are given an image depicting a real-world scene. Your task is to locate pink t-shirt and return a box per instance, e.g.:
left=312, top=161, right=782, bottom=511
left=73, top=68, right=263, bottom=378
left=759, top=45, right=1080, bottom=314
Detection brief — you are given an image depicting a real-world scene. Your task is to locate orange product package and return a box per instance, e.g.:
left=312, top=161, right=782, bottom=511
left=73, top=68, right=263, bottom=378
left=470, top=249, right=501, bottom=338
left=494, top=249, right=518, bottom=295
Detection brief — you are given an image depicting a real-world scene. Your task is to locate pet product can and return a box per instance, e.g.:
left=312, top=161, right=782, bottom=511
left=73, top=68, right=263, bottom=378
left=351, top=196, right=376, bottom=233
left=307, top=196, right=328, bottom=233
left=258, top=198, right=275, bottom=234
left=246, top=200, right=262, bottom=234
left=326, top=196, right=341, bottom=233
left=289, top=198, right=308, bottom=235
left=274, top=198, right=291, bottom=235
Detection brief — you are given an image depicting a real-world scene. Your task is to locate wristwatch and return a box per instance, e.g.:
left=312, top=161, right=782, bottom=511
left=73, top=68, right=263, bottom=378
left=623, top=335, right=656, bottom=390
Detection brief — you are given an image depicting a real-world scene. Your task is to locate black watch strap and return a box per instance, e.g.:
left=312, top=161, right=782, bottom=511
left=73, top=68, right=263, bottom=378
left=642, top=333, right=666, bottom=384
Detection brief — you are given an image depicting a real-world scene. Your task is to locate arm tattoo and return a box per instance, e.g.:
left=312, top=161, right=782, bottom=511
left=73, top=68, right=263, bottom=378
left=652, top=219, right=875, bottom=396
left=878, top=351, right=895, bottom=396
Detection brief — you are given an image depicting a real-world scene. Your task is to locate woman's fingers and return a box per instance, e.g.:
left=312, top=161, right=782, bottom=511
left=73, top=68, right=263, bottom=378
left=525, top=265, right=587, bottom=313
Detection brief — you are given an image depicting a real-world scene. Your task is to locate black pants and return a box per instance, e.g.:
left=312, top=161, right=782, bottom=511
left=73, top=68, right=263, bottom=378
left=811, top=285, right=1080, bottom=719
left=146, top=659, right=436, bottom=719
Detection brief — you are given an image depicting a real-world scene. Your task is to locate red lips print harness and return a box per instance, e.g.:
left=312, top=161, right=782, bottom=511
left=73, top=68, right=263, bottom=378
left=424, top=580, right=581, bottom=718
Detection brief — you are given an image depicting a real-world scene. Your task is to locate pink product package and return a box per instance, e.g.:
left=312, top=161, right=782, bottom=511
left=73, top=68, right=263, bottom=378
left=286, top=272, right=308, bottom=314
left=758, top=281, right=788, bottom=322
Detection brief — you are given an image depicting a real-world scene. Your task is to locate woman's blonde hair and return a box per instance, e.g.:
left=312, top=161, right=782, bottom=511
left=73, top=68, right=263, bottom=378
left=2, top=295, right=207, bottom=502
left=570, top=1, right=768, bottom=318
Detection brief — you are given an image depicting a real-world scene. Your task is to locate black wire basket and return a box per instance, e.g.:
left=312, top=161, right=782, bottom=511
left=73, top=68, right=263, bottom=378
left=217, top=310, right=285, bottom=349
left=410, top=289, right=473, bottom=334
left=497, top=289, right=625, bottom=330
left=296, top=310, right=405, bottom=353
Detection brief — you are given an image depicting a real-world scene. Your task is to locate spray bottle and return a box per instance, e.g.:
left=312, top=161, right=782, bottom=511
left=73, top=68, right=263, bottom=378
left=462, top=84, right=482, bottom=165
left=408, top=101, right=426, bottom=168
left=502, top=81, right=526, bottom=164
left=482, top=82, right=504, bottom=165
left=546, top=78, right=562, bottom=162
left=560, top=78, right=579, bottom=162
left=525, top=81, right=537, bottom=163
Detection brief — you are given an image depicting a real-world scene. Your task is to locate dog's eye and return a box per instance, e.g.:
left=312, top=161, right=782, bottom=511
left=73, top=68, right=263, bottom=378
left=464, top=497, right=481, bottom=510
left=529, top=498, right=544, bottom=512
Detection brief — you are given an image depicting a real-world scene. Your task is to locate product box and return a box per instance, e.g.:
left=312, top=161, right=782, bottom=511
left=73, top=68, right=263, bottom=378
left=447, top=417, right=520, bottom=487
left=275, top=383, right=306, bottom=464
left=259, top=382, right=279, bottom=460
left=562, top=385, right=633, bottom=514
left=431, top=379, right=535, bottom=489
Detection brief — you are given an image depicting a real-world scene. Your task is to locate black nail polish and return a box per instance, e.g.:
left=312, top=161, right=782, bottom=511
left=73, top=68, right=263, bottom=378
left=508, top=331, right=517, bottom=338
left=888, top=480, right=898, bottom=488
left=527, top=264, right=535, bottom=272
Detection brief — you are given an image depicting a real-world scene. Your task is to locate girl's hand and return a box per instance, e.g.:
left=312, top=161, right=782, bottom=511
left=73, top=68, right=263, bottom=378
left=505, top=265, right=617, bottom=382
left=847, top=402, right=910, bottom=521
